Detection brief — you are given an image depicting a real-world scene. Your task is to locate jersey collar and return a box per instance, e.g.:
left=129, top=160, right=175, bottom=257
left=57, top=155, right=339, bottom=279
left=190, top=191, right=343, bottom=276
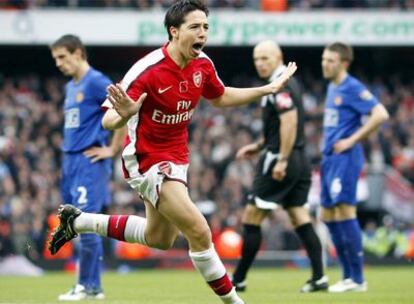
left=161, top=42, right=176, bottom=68
left=161, top=42, right=195, bottom=71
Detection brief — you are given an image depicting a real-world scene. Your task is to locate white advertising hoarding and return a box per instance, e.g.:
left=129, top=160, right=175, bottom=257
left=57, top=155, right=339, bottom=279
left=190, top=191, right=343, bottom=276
left=0, top=10, right=413, bottom=46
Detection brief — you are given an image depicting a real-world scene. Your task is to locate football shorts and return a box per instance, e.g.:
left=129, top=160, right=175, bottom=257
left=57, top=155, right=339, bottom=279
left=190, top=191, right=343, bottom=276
left=126, top=161, right=189, bottom=207
left=247, top=149, right=311, bottom=210
left=61, top=152, right=111, bottom=213
left=320, top=150, right=364, bottom=207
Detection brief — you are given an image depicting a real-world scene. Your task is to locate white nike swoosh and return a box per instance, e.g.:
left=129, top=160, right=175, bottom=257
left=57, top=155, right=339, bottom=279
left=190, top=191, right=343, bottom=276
left=158, top=86, right=172, bottom=94
left=212, top=283, right=226, bottom=291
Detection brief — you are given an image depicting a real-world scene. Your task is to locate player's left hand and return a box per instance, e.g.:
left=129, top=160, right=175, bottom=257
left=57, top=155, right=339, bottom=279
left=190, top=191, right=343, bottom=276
left=107, top=83, right=147, bottom=119
left=84, top=146, right=114, bottom=163
left=268, top=62, right=297, bottom=94
left=272, top=160, right=288, bottom=181
left=334, top=137, right=356, bottom=154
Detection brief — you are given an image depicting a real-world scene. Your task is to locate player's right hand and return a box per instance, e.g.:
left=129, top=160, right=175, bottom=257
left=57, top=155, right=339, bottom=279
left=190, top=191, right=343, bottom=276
left=272, top=160, right=287, bottom=181
left=268, top=62, right=297, bottom=94
left=236, top=143, right=261, bottom=160
left=107, top=84, right=147, bottom=119
left=84, top=146, right=114, bottom=163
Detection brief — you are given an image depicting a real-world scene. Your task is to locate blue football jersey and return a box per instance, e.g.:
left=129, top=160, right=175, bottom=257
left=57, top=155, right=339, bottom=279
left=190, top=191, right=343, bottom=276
left=62, top=68, right=111, bottom=152
left=322, top=75, right=378, bottom=156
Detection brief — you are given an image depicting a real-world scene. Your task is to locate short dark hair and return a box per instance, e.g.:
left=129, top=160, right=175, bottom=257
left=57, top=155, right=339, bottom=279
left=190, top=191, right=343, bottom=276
left=325, top=42, right=353, bottom=64
left=164, top=0, right=209, bottom=41
left=50, top=34, right=87, bottom=60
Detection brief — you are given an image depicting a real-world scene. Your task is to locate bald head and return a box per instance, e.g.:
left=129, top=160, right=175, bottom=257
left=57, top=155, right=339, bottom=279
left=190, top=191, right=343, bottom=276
left=254, top=40, right=281, bottom=57
left=253, top=40, right=283, bottom=79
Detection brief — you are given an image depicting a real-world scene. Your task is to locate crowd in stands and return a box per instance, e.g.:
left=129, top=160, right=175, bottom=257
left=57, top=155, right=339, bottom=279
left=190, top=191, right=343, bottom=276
left=1, top=0, right=413, bottom=10
left=0, top=65, right=413, bottom=262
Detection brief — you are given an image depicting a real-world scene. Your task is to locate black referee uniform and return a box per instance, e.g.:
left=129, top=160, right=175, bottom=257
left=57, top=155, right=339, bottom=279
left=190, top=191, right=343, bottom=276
left=248, top=68, right=311, bottom=209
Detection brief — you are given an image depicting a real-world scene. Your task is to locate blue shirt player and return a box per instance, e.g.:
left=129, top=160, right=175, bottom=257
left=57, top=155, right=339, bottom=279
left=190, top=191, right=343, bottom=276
left=320, top=42, right=389, bottom=293
left=51, top=34, right=125, bottom=301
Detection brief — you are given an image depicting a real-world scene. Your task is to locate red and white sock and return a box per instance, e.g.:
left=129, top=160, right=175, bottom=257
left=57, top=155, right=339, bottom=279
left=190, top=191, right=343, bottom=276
left=189, top=245, right=244, bottom=303
left=74, top=213, right=147, bottom=245
left=74, top=213, right=109, bottom=235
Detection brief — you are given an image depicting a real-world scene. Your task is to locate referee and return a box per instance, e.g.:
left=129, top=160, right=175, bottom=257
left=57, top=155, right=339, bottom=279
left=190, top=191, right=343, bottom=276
left=232, top=40, right=328, bottom=293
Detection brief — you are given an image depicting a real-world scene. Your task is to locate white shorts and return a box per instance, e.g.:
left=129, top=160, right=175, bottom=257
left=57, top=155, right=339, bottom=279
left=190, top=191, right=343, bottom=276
left=126, top=161, right=189, bottom=208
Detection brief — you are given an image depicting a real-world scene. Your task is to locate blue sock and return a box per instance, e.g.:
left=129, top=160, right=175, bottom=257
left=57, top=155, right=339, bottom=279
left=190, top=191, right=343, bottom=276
left=338, top=219, right=364, bottom=284
left=79, top=233, right=103, bottom=291
left=325, top=221, right=352, bottom=280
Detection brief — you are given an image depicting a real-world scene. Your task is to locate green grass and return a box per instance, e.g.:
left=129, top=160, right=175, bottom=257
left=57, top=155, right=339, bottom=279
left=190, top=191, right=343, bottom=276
left=0, top=266, right=413, bottom=303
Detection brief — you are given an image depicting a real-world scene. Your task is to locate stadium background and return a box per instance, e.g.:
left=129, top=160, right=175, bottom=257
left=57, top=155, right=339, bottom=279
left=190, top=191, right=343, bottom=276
left=0, top=0, right=413, bottom=274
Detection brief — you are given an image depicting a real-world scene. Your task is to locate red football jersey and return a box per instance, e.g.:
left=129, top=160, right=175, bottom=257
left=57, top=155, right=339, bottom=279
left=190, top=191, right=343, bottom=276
left=103, top=44, right=225, bottom=177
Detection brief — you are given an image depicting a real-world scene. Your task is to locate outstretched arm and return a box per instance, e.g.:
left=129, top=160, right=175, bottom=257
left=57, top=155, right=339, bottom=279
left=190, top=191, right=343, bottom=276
left=211, top=62, right=297, bottom=108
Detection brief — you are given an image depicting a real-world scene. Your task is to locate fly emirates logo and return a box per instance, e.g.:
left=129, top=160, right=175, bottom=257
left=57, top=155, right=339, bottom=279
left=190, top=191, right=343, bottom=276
left=151, top=100, right=194, bottom=125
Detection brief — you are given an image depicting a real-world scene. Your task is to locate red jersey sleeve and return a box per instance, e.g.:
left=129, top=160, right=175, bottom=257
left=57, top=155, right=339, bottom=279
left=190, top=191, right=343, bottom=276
left=202, top=61, right=225, bottom=100
left=124, top=77, right=146, bottom=102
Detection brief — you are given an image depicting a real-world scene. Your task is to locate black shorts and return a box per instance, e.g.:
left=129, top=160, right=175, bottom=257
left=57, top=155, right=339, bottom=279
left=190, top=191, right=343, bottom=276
left=247, top=149, right=311, bottom=210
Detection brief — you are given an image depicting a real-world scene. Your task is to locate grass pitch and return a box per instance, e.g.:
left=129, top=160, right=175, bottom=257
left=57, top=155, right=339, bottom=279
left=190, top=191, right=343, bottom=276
left=0, top=266, right=412, bottom=303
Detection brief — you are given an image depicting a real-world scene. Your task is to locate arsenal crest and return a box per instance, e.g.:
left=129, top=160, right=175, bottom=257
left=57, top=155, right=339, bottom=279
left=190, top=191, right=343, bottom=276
left=158, top=161, right=172, bottom=175
left=193, top=71, right=202, bottom=88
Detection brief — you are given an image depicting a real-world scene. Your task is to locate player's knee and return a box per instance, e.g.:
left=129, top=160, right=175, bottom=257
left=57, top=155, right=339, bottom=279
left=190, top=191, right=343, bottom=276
left=242, top=205, right=266, bottom=225
left=288, top=215, right=298, bottom=227
left=185, top=224, right=211, bottom=248
left=287, top=207, right=310, bottom=227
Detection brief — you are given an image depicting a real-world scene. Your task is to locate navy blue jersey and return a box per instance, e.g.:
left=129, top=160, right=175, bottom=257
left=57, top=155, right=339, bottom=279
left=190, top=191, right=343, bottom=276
left=63, top=68, right=111, bottom=152
left=322, top=75, right=378, bottom=156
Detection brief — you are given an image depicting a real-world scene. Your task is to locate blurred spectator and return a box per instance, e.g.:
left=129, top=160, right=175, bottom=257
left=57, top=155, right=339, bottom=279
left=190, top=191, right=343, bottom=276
left=261, top=0, right=288, bottom=11
left=363, top=216, right=409, bottom=258
left=0, top=63, right=413, bottom=261
left=0, top=0, right=28, bottom=9
left=0, top=216, right=14, bottom=257
left=1, top=0, right=412, bottom=9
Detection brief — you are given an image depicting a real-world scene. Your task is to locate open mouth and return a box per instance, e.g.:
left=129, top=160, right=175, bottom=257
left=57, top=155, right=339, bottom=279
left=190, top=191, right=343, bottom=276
left=192, top=43, right=204, bottom=55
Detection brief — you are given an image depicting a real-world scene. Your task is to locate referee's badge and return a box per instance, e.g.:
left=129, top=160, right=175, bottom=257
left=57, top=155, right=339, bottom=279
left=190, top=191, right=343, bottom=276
left=275, top=92, right=293, bottom=109
left=334, top=96, right=342, bottom=105
left=76, top=92, right=84, bottom=103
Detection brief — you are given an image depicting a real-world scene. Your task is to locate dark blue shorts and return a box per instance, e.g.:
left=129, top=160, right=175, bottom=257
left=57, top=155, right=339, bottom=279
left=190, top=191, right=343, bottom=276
left=320, top=150, right=363, bottom=208
left=61, top=152, right=112, bottom=213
